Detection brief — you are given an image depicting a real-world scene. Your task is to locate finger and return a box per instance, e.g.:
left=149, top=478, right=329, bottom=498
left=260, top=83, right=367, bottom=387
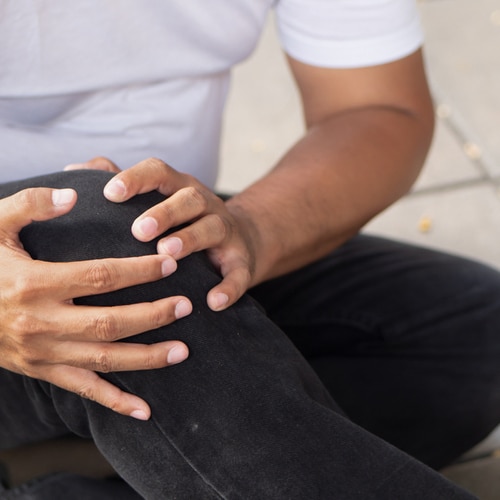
left=64, top=157, right=121, bottom=173
left=53, top=339, right=189, bottom=373
left=157, top=214, right=228, bottom=258
left=56, top=296, right=193, bottom=342
left=42, top=254, right=178, bottom=300
left=0, top=188, right=77, bottom=236
left=131, top=187, right=215, bottom=242
left=207, top=265, right=252, bottom=311
left=46, top=364, right=152, bottom=419
left=103, top=158, right=185, bottom=202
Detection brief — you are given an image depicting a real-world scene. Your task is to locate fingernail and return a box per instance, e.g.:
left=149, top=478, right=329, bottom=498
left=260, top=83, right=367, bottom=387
left=212, top=293, right=229, bottom=310
left=167, top=345, right=188, bottom=364
left=103, top=179, right=126, bottom=199
left=175, top=299, right=192, bottom=319
left=161, top=258, right=177, bottom=277
left=134, top=217, right=158, bottom=239
left=52, top=188, right=75, bottom=207
left=130, top=410, right=149, bottom=421
left=159, top=237, right=182, bottom=256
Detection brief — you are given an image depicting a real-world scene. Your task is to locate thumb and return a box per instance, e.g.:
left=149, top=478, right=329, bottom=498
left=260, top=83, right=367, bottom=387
left=0, top=187, right=77, bottom=236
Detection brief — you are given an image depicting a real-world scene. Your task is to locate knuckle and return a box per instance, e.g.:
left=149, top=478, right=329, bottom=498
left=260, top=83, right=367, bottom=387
left=10, top=273, right=39, bottom=302
left=142, top=347, right=159, bottom=370
left=145, top=157, right=168, bottom=173
left=20, top=363, right=39, bottom=379
left=240, top=253, right=256, bottom=281
left=74, top=382, right=95, bottom=401
left=14, top=188, right=38, bottom=210
left=11, top=310, right=39, bottom=337
left=94, top=348, right=114, bottom=373
left=180, top=172, right=197, bottom=186
left=85, top=261, right=116, bottom=291
left=157, top=202, right=175, bottom=223
left=240, top=267, right=253, bottom=288
left=8, top=311, right=50, bottom=367
left=149, top=303, right=169, bottom=329
left=18, top=345, right=41, bottom=367
left=105, top=397, right=123, bottom=414
left=208, top=214, right=228, bottom=239
left=92, top=313, right=119, bottom=341
left=182, top=228, right=201, bottom=250
left=12, top=338, right=43, bottom=368
left=184, top=186, right=208, bottom=211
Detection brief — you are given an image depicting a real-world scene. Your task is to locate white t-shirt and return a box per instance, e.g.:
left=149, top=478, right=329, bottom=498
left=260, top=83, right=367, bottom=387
left=0, top=0, right=423, bottom=185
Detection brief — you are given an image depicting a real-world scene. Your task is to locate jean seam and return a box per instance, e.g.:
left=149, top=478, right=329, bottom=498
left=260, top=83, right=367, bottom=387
left=150, top=416, right=226, bottom=499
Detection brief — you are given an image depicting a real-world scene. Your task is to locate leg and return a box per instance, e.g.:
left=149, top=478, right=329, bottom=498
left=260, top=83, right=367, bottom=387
left=250, top=234, right=500, bottom=470
left=0, top=171, right=474, bottom=499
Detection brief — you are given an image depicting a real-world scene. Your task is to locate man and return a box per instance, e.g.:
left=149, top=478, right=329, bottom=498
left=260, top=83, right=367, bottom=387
left=0, top=1, right=498, bottom=498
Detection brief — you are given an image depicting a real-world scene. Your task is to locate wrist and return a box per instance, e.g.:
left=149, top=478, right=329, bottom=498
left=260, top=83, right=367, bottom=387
left=225, top=197, right=277, bottom=287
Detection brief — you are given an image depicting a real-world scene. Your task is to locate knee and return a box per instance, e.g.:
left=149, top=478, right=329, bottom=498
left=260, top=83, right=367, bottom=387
left=18, top=169, right=165, bottom=262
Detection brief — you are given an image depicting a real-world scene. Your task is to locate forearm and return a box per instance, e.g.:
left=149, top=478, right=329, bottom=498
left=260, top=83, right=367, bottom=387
left=226, top=105, right=434, bottom=286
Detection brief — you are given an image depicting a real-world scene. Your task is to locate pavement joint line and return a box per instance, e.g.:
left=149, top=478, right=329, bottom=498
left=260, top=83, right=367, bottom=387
left=428, top=77, right=499, bottom=181
left=409, top=175, right=500, bottom=198
left=437, top=115, right=490, bottom=178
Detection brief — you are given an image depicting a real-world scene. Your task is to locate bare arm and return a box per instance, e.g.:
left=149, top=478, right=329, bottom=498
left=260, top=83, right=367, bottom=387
left=225, top=49, right=435, bottom=284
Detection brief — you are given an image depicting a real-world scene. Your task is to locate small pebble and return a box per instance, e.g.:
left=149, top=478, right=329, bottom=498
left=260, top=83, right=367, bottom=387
left=418, top=215, right=433, bottom=234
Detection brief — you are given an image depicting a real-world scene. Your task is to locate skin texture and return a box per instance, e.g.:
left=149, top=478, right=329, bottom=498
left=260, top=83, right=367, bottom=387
left=2, top=49, right=435, bottom=418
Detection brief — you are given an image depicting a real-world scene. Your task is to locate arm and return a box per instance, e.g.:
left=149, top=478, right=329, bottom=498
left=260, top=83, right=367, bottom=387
left=225, top=49, right=435, bottom=284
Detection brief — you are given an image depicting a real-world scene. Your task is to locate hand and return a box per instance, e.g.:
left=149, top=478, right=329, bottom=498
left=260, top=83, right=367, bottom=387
left=0, top=186, right=192, bottom=420
left=67, top=157, right=258, bottom=311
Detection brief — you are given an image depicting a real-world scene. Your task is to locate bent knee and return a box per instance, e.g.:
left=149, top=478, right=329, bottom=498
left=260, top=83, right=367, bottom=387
left=18, top=170, right=165, bottom=261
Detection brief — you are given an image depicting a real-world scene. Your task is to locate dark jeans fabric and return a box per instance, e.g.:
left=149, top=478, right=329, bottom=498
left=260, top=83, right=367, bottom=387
left=0, top=474, right=143, bottom=500
left=1, top=170, right=498, bottom=498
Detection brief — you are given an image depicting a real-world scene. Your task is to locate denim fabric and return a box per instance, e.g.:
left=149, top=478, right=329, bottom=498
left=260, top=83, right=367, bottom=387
left=0, top=170, right=493, bottom=499
left=0, top=474, right=141, bottom=500
left=252, top=234, right=500, bottom=470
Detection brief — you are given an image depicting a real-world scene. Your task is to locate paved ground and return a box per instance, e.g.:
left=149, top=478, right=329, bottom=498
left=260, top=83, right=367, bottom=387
left=218, top=1, right=500, bottom=498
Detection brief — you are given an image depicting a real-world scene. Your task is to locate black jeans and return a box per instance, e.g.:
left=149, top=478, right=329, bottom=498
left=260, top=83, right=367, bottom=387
left=1, top=170, right=499, bottom=499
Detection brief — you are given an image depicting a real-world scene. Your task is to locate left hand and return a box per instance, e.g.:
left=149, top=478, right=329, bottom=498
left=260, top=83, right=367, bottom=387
left=65, top=157, right=257, bottom=311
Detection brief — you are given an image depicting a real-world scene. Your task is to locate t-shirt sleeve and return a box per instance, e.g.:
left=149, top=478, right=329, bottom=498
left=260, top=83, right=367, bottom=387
left=274, top=0, right=423, bottom=68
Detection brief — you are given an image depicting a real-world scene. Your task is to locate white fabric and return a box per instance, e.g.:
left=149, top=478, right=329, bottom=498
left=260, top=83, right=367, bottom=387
left=0, top=0, right=423, bottom=184
left=276, top=0, right=423, bottom=68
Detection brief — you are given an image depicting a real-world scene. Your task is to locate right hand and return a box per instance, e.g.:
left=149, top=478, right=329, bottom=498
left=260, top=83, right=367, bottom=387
left=0, top=187, right=192, bottom=420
